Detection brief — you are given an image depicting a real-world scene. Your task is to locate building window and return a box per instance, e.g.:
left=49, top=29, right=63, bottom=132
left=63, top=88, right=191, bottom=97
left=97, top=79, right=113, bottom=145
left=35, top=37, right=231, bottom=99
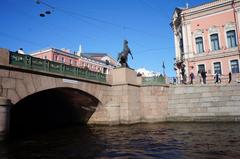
left=210, top=34, right=220, bottom=51
left=44, top=56, right=48, bottom=59
left=198, top=64, right=205, bottom=72
left=61, top=57, right=64, bottom=63
left=231, top=60, right=239, bottom=73
left=55, top=55, right=58, bottom=61
left=214, top=62, right=221, bottom=74
left=179, top=38, right=184, bottom=53
left=69, top=59, right=72, bottom=65
left=195, top=37, right=204, bottom=53
left=227, top=30, right=237, bottom=48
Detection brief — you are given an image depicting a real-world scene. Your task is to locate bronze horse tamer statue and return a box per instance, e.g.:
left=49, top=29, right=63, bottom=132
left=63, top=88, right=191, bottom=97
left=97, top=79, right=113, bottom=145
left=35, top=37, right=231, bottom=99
left=117, top=40, right=133, bottom=68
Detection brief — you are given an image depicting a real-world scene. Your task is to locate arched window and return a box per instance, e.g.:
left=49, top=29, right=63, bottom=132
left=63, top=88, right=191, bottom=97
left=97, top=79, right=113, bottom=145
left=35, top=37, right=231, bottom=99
left=227, top=30, right=237, bottom=48
left=195, top=37, right=204, bottom=53
left=210, top=34, right=220, bottom=51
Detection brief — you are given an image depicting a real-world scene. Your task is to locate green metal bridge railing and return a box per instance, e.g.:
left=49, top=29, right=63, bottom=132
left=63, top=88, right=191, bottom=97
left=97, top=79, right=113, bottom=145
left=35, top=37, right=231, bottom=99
left=9, top=52, right=106, bottom=83
left=142, top=76, right=166, bottom=85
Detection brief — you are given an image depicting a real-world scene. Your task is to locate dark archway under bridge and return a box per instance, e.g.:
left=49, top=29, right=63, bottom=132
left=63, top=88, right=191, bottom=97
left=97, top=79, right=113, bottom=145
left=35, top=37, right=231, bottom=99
left=9, top=87, right=100, bottom=137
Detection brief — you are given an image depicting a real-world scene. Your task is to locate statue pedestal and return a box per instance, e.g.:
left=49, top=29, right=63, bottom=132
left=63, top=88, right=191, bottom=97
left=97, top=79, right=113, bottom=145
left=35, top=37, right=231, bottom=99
left=110, top=67, right=138, bottom=85
left=109, top=67, right=141, bottom=124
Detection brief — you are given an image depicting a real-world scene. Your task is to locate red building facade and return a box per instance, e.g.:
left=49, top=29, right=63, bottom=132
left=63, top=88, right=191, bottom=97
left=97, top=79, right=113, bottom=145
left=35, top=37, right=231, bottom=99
left=31, top=48, right=118, bottom=74
left=172, top=0, right=240, bottom=84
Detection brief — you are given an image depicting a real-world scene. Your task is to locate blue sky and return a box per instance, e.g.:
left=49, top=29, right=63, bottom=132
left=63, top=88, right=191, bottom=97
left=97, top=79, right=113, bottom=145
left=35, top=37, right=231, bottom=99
left=1, top=0, right=213, bottom=77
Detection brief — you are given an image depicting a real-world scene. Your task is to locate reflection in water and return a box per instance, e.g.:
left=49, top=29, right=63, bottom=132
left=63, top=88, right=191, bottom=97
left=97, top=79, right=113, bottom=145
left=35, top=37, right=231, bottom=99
left=1, top=123, right=240, bottom=159
left=1, top=126, right=104, bottom=159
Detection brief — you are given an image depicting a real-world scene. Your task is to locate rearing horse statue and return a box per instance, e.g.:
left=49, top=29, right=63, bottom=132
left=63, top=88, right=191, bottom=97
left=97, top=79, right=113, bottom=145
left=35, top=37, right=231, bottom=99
left=117, top=40, right=133, bottom=68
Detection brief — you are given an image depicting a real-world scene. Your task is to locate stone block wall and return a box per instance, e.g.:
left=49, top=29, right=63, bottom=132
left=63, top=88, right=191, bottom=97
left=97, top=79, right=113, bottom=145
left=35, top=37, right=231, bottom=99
left=89, top=84, right=142, bottom=125
left=140, top=85, right=169, bottom=122
left=167, top=84, right=240, bottom=121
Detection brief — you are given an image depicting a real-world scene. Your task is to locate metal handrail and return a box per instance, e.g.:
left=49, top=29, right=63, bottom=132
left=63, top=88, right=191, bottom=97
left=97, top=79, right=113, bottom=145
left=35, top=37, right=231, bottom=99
left=9, top=52, right=106, bottom=83
left=142, top=76, right=166, bottom=85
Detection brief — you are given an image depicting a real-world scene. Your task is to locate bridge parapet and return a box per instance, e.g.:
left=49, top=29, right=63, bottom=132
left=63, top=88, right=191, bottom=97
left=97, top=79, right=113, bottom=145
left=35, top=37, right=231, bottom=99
left=0, top=49, right=107, bottom=84
left=142, top=76, right=166, bottom=85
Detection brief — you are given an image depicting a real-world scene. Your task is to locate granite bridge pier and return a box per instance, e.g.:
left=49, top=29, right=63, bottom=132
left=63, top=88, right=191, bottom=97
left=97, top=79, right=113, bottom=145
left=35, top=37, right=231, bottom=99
left=1, top=48, right=240, bottom=139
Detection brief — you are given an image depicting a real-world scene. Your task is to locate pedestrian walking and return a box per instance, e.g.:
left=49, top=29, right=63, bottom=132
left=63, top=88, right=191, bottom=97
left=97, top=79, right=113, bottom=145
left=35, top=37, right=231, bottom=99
left=201, top=71, right=207, bottom=84
left=189, top=72, right=194, bottom=84
left=228, top=72, right=232, bottom=83
left=198, top=70, right=202, bottom=84
left=214, top=73, right=219, bottom=84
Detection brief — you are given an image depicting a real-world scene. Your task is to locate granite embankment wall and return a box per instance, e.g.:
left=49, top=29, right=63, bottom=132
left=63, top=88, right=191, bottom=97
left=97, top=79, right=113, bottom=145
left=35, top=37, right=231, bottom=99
left=140, top=85, right=169, bottom=123
left=167, top=84, right=240, bottom=122
left=94, top=82, right=240, bottom=124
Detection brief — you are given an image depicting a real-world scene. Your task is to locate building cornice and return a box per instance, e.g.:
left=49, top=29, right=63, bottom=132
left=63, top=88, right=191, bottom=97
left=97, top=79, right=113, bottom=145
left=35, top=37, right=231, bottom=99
left=30, top=48, right=53, bottom=56
left=188, top=49, right=240, bottom=62
left=183, top=0, right=234, bottom=14
left=182, top=0, right=240, bottom=21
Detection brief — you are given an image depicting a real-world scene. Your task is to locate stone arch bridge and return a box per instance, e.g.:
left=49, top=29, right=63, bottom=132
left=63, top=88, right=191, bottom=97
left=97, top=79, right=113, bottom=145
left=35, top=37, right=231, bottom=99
left=0, top=49, right=169, bottom=137
left=1, top=48, right=240, bottom=139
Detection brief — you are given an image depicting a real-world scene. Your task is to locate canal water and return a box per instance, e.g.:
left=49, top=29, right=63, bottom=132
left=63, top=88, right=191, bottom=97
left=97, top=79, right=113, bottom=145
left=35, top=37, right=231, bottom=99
left=0, top=123, right=240, bottom=159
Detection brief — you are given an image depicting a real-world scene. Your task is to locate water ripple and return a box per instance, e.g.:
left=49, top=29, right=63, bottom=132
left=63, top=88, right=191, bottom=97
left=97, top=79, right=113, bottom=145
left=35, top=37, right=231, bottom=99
left=0, top=123, right=240, bottom=159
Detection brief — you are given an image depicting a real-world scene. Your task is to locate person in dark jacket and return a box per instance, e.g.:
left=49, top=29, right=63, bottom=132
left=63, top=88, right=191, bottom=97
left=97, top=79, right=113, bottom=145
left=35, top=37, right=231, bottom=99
left=190, top=72, right=194, bottom=84
left=228, top=72, right=232, bottom=83
left=201, top=71, right=207, bottom=84
left=214, top=73, right=219, bottom=84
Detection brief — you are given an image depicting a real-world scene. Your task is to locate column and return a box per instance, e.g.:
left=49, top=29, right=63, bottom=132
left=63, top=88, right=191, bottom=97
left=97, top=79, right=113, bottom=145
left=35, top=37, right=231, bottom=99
left=182, top=23, right=189, bottom=55
left=174, top=31, right=180, bottom=61
left=236, top=8, right=240, bottom=45
left=186, top=22, right=193, bottom=58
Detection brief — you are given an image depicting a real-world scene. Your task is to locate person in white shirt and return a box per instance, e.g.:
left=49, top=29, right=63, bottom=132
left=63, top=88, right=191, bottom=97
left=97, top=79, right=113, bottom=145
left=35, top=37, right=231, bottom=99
left=17, top=48, right=25, bottom=54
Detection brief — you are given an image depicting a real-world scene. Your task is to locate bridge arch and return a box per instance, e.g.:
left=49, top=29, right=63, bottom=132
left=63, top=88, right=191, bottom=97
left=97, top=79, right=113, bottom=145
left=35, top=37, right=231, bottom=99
left=9, top=87, right=102, bottom=136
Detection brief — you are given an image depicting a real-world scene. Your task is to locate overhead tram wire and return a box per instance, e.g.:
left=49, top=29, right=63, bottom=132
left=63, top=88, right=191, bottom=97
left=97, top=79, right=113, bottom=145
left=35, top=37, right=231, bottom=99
left=35, top=0, right=148, bottom=47
left=0, top=31, right=47, bottom=49
left=36, top=0, right=55, bottom=10
left=35, top=0, right=172, bottom=55
left=56, top=7, right=159, bottom=38
left=138, top=0, right=172, bottom=20
left=7, top=0, right=98, bottom=49
left=35, top=0, right=167, bottom=53
left=52, top=8, right=118, bottom=39
left=136, top=46, right=175, bottom=54
left=35, top=0, right=104, bottom=31
left=35, top=0, right=161, bottom=39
